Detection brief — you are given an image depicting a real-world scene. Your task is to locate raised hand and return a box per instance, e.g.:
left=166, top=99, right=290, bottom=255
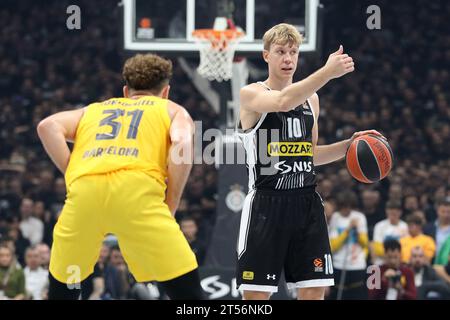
left=324, top=45, right=355, bottom=79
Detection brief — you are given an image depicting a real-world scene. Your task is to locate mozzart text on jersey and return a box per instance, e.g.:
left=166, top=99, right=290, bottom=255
left=268, top=142, right=313, bottom=157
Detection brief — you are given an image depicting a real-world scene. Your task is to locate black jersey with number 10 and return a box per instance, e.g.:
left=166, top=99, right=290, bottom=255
left=237, top=82, right=317, bottom=191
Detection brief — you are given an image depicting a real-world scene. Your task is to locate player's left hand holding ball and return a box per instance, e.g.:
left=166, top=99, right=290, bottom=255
left=349, top=130, right=386, bottom=144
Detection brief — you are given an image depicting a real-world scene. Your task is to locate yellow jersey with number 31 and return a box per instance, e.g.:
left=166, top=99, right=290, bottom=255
left=65, top=96, right=171, bottom=188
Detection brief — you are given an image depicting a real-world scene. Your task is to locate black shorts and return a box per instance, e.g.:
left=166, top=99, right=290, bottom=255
left=236, top=187, right=334, bottom=293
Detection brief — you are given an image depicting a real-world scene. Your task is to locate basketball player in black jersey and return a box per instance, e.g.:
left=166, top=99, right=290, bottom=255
left=236, top=23, right=384, bottom=300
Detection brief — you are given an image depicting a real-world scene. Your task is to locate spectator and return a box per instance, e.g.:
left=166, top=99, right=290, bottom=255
left=317, top=179, right=334, bottom=200
left=94, top=241, right=156, bottom=300
left=400, top=213, right=436, bottom=264
left=424, top=198, right=450, bottom=254
left=109, top=246, right=153, bottom=300
left=87, top=245, right=109, bottom=300
left=185, top=177, right=205, bottom=208
left=18, top=198, right=44, bottom=246
left=0, top=176, right=23, bottom=217
left=32, top=170, right=55, bottom=209
left=6, top=225, right=30, bottom=267
left=372, top=200, right=408, bottom=265
left=433, top=256, right=450, bottom=289
left=323, top=199, right=336, bottom=227
left=32, top=201, right=46, bottom=222
left=24, top=246, right=48, bottom=300
left=50, top=177, right=66, bottom=215
left=0, top=216, right=8, bottom=238
left=191, top=203, right=214, bottom=244
left=102, top=245, right=128, bottom=300
left=360, top=189, right=384, bottom=239
left=329, top=190, right=368, bottom=299
left=180, top=216, right=206, bottom=266
left=403, top=195, right=420, bottom=217
left=412, top=210, right=427, bottom=224
left=98, top=243, right=111, bottom=270
left=435, top=235, right=450, bottom=266
left=35, top=243, right=50, bottom=270
left=409, top=246, right=450, bottom=299
left=33, top=201, right=55, bottom=246
left=127, top=276, right=153, bottom=300
left=427, top=188, right=449, bottom=221
left=389, top=184, right=403, bottom=202
left=0, top=237, right=18, bottom=265
left=0, top=243, right=26, bottom=300
left=81, top=263, right=104, bottom=300
left=368, top=239, right=416, bottom=300
left=0, top=177, right=22, bottom=220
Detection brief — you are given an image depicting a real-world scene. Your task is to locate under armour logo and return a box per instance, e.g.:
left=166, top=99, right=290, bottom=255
left=266, top=274, right=276, bottom=280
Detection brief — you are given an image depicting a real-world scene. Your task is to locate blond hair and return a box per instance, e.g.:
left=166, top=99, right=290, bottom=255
left=122, top=53, right=172, bottom=93
left=263, top=23, right=303, bottom=51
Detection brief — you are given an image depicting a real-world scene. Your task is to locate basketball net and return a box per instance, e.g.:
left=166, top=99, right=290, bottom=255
left=193, top=18, right=244, bottom=82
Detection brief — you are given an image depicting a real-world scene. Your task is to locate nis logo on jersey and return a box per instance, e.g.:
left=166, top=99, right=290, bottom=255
left=274, top=160, right=313, bottom=174
left=268, top=142, right=313, bottom=157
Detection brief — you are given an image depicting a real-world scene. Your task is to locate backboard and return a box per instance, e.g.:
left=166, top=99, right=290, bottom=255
left=122, top=0, right=320, bottom=54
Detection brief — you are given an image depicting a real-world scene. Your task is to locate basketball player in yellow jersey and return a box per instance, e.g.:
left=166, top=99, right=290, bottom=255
left=37, top=54, right=203, bottom=300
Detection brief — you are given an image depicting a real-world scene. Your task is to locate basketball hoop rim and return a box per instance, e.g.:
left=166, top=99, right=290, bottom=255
left=192, top=29, right=245, bottom=82
left=192, top=29, right=245, bottom=41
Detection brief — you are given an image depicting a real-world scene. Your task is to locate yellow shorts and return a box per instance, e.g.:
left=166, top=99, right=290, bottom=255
left=49, top=170, right=198, bottom=284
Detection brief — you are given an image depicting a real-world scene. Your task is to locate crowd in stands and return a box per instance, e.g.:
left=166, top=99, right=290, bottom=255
left=314, top=0, right=450, bottom=299
left=0, top=0, right=216, bottom=300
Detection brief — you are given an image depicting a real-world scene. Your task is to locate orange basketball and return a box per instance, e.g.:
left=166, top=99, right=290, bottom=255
left=346, top=135, right=393, bottom=183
